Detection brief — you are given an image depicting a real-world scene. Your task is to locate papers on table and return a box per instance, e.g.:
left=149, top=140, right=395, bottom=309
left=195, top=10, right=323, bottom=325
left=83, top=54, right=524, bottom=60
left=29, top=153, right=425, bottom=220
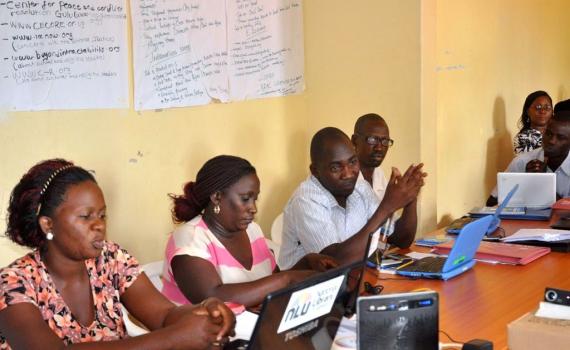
left=232, top=310, right=258, bottom=341
left=503, top=229, right=570, bottom=243
left=535, top=302, right=570, bottom=321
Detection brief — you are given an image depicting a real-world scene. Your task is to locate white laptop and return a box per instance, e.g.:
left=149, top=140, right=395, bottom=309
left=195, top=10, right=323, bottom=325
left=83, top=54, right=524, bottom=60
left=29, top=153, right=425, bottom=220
left=497, top=172, right=556, bottom=209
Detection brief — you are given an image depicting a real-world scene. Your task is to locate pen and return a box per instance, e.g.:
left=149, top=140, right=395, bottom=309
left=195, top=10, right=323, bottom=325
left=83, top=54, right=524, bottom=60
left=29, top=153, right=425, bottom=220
left=396, top=260, right=415, bottom=270
left=381, top=214, right=394, bottom=242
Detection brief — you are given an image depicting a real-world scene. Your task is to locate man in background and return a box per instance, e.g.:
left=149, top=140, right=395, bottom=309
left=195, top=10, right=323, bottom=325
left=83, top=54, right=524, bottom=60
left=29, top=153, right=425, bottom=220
left=352, top=113, right=422, bottom=247
left=487, top=111, right=570, bottom=205
left=555, top=99, right=570, bottom=114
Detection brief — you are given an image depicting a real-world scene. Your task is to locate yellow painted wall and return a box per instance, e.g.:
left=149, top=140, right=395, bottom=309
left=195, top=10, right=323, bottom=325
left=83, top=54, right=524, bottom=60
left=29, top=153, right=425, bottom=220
left=435, top=0, right=570, bottom=225
left=0, top=98, right=311, bottom=264
left=4, top=0, right=566, bottom=266
left=303, top=0, right=427, bottom=231
left=0, top=0, right=423, bottom=265
left=305, top=0, right=422, bottom=169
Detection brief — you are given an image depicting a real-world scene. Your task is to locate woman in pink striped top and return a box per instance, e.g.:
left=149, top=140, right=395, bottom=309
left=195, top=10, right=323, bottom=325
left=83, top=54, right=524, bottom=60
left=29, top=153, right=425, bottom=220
left=162, top=155, right=337, bottom=308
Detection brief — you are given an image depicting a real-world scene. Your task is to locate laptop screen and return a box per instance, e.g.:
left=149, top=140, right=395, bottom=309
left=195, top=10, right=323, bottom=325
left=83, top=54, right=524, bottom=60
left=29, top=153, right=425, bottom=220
left=247, top=262, right=362, bottom=350
left=498, top=172, right=555, bottom=208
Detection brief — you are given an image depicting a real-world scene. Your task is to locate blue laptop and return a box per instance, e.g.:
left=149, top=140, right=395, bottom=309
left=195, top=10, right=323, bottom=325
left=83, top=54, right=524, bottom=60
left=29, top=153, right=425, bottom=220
left=448, top=184, right=519, bottom=235
left=396, top=215, right=494, bottom=280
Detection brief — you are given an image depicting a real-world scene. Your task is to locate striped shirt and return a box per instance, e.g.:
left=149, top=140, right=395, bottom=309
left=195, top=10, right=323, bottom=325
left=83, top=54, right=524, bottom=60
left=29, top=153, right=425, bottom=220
left=278, top=175, right=382, bottom=269
left=162, top=216, right=276, bottom=305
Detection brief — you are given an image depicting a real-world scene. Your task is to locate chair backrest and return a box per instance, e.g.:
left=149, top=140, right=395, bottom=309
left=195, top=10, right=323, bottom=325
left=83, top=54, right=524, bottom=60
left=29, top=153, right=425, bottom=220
left=270, top=213, right=284, bottom=246
left=142, top=260, right=164, bottom=291
left=123, top=260, right=164, bottom=337
left=122, top=305, right=148, bottom=336
left=265, top=237, right=280, bottom=262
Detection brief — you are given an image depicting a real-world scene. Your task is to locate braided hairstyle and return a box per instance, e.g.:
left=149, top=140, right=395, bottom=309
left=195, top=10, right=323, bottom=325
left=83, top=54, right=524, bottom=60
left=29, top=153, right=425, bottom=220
left=6, top=159, right=96, bottom=249
left=170, top=155, right=256, bottom=223
left=518, top=90, right=552, bottom=131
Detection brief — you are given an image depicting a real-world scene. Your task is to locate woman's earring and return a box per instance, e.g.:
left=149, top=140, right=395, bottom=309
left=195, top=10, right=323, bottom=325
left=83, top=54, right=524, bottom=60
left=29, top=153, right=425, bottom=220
left=46, top=232, right=54, bottom=240
left=214, top=204, right=220, bottom=214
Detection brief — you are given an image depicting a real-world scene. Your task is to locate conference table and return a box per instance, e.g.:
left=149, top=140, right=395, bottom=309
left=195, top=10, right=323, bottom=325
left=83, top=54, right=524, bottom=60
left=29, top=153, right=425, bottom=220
left=363, top=213, right=570, bottom=349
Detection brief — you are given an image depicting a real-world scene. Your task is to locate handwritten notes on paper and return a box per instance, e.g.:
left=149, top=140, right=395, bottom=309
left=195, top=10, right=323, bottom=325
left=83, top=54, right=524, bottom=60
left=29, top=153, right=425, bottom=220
left=0, top=0, right=128, bottom=111
left=131, top=0, right=229, bottom=109
left=131, top=0, right=304, bottom=111
left=227, top=0, right=304, bottom=101
left=0, top=0, right=303, bottom=111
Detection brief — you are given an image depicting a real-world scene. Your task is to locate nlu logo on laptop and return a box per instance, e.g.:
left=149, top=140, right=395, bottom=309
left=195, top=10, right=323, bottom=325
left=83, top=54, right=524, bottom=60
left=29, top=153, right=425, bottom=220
left=277, top=274, right=345, bottom=334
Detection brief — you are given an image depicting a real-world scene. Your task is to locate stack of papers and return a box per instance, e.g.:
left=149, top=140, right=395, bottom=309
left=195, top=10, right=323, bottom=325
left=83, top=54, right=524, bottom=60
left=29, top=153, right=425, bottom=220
left=503, top=229, right=570, bottom=243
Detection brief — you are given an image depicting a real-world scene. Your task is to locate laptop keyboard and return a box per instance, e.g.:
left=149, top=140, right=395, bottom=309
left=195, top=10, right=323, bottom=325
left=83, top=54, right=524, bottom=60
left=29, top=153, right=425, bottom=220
left=399, top=257, right=446, bottom=273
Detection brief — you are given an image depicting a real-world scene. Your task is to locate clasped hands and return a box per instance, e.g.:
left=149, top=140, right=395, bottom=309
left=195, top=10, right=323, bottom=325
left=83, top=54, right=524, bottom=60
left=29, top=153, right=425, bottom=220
left=526, top=158, right=548, bottom=173
left=382, top=163, right=427, bottom=212
left=179, top=297, right=236, bottom=349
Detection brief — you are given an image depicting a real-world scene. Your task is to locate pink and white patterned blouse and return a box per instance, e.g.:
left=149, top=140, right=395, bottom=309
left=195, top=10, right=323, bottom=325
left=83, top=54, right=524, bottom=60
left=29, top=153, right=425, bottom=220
left=0, top=241, right=141, bottom=349
left=162, top=215, right=276, bottom=305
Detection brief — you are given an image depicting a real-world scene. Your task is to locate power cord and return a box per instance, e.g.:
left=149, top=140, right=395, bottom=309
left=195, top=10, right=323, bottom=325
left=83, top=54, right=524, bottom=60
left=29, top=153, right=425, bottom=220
left=439, top=329, right=463, bottom=343
left=439, top=329, right=464, bottom=349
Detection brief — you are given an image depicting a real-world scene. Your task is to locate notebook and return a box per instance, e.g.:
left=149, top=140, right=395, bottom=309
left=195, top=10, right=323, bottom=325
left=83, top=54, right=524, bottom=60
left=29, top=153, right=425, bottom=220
left=432, top=240, right=551, bottom=265
left=224, top=261, right=365, bottom=350
left=396, top=215, right=494, bottom=280
left=497, top=172, right=556, bottom=209
left=357, top=291, right=439, bottom=350
left=502, top=228, right=570, bottom=253
left=450, top=184, right=519, bottom=235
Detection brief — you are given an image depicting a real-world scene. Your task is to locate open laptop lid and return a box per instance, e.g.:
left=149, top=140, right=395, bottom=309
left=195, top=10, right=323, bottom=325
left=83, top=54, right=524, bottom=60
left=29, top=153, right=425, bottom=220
left=344, top=232, right=375, bottom=316
left=246, top=262, right=362, bottom=350
left=486, top=184, right=519, bottom=233
left=495, top=184, right=519, bottom=217
left=441, top=215, right=494, bottom=273
left=357, top=291, right=439, bottom=350
left=498, top=173, right=556, bottom=208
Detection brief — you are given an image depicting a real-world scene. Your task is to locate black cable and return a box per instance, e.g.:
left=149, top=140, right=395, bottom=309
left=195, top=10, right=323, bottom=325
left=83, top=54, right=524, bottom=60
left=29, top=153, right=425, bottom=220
left=439, top=329, right=463, bottom=344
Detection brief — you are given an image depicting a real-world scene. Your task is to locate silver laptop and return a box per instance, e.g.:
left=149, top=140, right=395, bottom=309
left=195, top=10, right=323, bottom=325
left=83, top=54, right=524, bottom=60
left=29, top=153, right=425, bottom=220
left=357, top=291, right=438, bottom=350
left=497, top=172, right=556, bottom=209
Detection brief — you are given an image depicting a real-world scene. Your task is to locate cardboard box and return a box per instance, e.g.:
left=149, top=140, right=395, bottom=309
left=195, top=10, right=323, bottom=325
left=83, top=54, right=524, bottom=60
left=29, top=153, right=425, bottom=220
left=508, top=312, right=570, bottom=350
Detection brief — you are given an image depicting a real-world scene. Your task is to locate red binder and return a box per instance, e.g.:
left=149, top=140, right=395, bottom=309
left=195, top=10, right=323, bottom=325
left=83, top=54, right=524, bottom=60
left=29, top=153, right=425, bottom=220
left=432, top=241, right=551, bottom=265
left=552, top=198, right=570, bottom=210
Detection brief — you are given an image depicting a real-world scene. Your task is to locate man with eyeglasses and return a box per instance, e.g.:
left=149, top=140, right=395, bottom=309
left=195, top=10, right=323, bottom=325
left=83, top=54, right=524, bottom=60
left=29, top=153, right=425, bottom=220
left=277, top=126, right=425, bottom=269
left=352, top=113, right=424, bottom=244
left=487, top=111, right=570, bottom=206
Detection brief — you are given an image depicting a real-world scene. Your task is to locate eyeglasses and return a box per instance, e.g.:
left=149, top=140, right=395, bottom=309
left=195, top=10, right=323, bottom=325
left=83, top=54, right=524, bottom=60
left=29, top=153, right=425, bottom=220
left=364, top=281, right=384, bottom=295
left=357, top=134, right=394, bottom=147
left=533, top=104, right=552, bottom=112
